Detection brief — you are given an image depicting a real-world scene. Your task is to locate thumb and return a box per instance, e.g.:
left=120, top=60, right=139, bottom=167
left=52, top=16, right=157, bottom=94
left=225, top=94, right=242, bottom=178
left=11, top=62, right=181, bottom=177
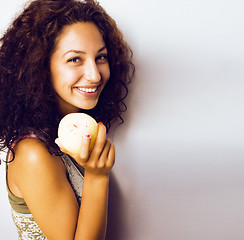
left=78, top=133, right=91, bottom=164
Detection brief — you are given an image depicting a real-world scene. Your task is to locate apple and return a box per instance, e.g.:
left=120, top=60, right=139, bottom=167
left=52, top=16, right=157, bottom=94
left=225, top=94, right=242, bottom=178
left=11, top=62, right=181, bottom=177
left=58, top=113, right=98, bottom=154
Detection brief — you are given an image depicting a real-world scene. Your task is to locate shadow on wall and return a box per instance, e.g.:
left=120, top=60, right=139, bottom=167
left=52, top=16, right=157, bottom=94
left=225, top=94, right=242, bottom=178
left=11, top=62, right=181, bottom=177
left=106, top=72, right=136, bottom=239
left=106, top=173, right=128, bottom=240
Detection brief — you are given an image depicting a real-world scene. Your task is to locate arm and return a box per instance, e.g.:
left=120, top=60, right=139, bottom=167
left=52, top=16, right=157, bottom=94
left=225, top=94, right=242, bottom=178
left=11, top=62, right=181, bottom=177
left=11, top=123, right=114, bottom=240
left=71, top=122, right=115, bottom=239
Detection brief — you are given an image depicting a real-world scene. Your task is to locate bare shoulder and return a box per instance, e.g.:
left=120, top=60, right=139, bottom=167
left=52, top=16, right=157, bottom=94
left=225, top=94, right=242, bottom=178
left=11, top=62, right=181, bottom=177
left=8, top=138, right=66, bottom=197
left=14, top=137, right=65, bottom=171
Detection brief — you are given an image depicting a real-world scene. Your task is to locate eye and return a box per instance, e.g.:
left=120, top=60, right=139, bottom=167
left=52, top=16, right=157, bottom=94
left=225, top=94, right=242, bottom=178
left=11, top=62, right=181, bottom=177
left=68, top=57, right=82, bottom=63
left=96, top=54, right=108, bottom=64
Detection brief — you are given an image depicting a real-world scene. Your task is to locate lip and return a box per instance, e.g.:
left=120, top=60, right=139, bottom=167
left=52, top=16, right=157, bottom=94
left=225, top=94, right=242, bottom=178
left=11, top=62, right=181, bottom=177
left=74, top=86, right=99, bottom=97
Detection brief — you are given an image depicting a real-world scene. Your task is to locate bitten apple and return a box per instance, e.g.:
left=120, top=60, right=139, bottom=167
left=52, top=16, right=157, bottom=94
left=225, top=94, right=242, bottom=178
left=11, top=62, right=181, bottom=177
left=58, top=113, right=98, bottom=154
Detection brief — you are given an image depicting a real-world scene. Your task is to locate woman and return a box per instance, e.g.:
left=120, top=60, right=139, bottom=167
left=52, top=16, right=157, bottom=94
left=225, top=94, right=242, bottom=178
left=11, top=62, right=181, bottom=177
left=0, top=0, right=134, bottom=239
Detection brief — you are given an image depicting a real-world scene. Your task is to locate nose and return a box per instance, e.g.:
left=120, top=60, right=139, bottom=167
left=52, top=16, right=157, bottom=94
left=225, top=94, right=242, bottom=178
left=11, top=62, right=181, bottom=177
left=83, top=59, right=101, bottom=83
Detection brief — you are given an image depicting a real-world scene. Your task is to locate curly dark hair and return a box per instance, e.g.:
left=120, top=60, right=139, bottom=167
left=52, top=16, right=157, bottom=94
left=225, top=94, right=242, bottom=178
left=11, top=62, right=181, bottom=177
left=0, top=0, right=135, bottom=161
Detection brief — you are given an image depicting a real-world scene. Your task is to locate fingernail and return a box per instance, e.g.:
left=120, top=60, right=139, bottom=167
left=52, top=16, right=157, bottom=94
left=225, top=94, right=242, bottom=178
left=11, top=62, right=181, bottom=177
left=85, top=133, right=91, bottom=138
left=98, top=122, right=103, bottom=125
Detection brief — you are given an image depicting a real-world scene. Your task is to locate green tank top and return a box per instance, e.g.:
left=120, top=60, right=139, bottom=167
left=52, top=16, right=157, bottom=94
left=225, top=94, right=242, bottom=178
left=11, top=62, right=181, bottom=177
left=6, top=153, right=84, bottom=239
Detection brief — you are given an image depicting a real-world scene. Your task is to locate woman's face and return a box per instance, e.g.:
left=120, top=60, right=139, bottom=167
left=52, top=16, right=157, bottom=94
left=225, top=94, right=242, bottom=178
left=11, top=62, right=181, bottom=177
left=50, top=22, right=110, bottom=115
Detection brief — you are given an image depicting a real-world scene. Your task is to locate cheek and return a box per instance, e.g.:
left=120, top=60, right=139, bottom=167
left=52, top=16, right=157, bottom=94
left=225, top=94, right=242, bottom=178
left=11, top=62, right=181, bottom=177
left=51, top=64, right=79, bottom=88
left=50, top=61, right=62, bottom=86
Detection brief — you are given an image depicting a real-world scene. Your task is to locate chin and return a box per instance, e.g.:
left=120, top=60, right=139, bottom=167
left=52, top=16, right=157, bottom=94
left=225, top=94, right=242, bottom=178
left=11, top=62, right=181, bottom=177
left=79, top=102, right=98, bottom=111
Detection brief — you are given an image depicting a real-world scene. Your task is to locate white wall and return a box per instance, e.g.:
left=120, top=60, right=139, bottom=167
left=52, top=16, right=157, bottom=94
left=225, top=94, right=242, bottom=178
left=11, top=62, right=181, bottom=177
left=1, top=0, right=244, bottom=239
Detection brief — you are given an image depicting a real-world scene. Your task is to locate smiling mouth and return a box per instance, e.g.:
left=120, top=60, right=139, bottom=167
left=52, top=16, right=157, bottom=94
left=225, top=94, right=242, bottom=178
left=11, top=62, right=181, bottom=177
left=77, top=87, right=98, bottom=93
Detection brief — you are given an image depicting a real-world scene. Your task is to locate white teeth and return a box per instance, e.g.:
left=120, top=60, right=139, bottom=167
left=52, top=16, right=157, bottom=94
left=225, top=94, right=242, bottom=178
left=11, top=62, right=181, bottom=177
left=78, top=87, right=97, bottom=93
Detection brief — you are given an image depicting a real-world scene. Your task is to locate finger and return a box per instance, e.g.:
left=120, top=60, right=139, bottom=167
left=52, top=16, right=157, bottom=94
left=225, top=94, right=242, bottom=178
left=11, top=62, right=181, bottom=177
left=106, top=143, right=115, bottom=169
left=78, top=133, right=91, bottom=163
left=55, top=138, right=79, bottom=159
left=55, top=138, right=70, bottom=154
left=90, top=122, right=107, bottom=159
left=97, top=139, right=111, bottom=168
left=55, top=138, right=62, bottom=149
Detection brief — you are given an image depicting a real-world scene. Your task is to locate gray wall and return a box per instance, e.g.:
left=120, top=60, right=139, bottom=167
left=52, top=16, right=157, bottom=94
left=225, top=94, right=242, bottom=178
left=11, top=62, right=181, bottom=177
left=1, top=0, right=244, bottom=239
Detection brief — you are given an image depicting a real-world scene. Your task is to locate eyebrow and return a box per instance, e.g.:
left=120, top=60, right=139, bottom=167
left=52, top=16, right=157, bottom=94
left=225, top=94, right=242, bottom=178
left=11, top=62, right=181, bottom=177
left=63, top=46, right=107, bottom=56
